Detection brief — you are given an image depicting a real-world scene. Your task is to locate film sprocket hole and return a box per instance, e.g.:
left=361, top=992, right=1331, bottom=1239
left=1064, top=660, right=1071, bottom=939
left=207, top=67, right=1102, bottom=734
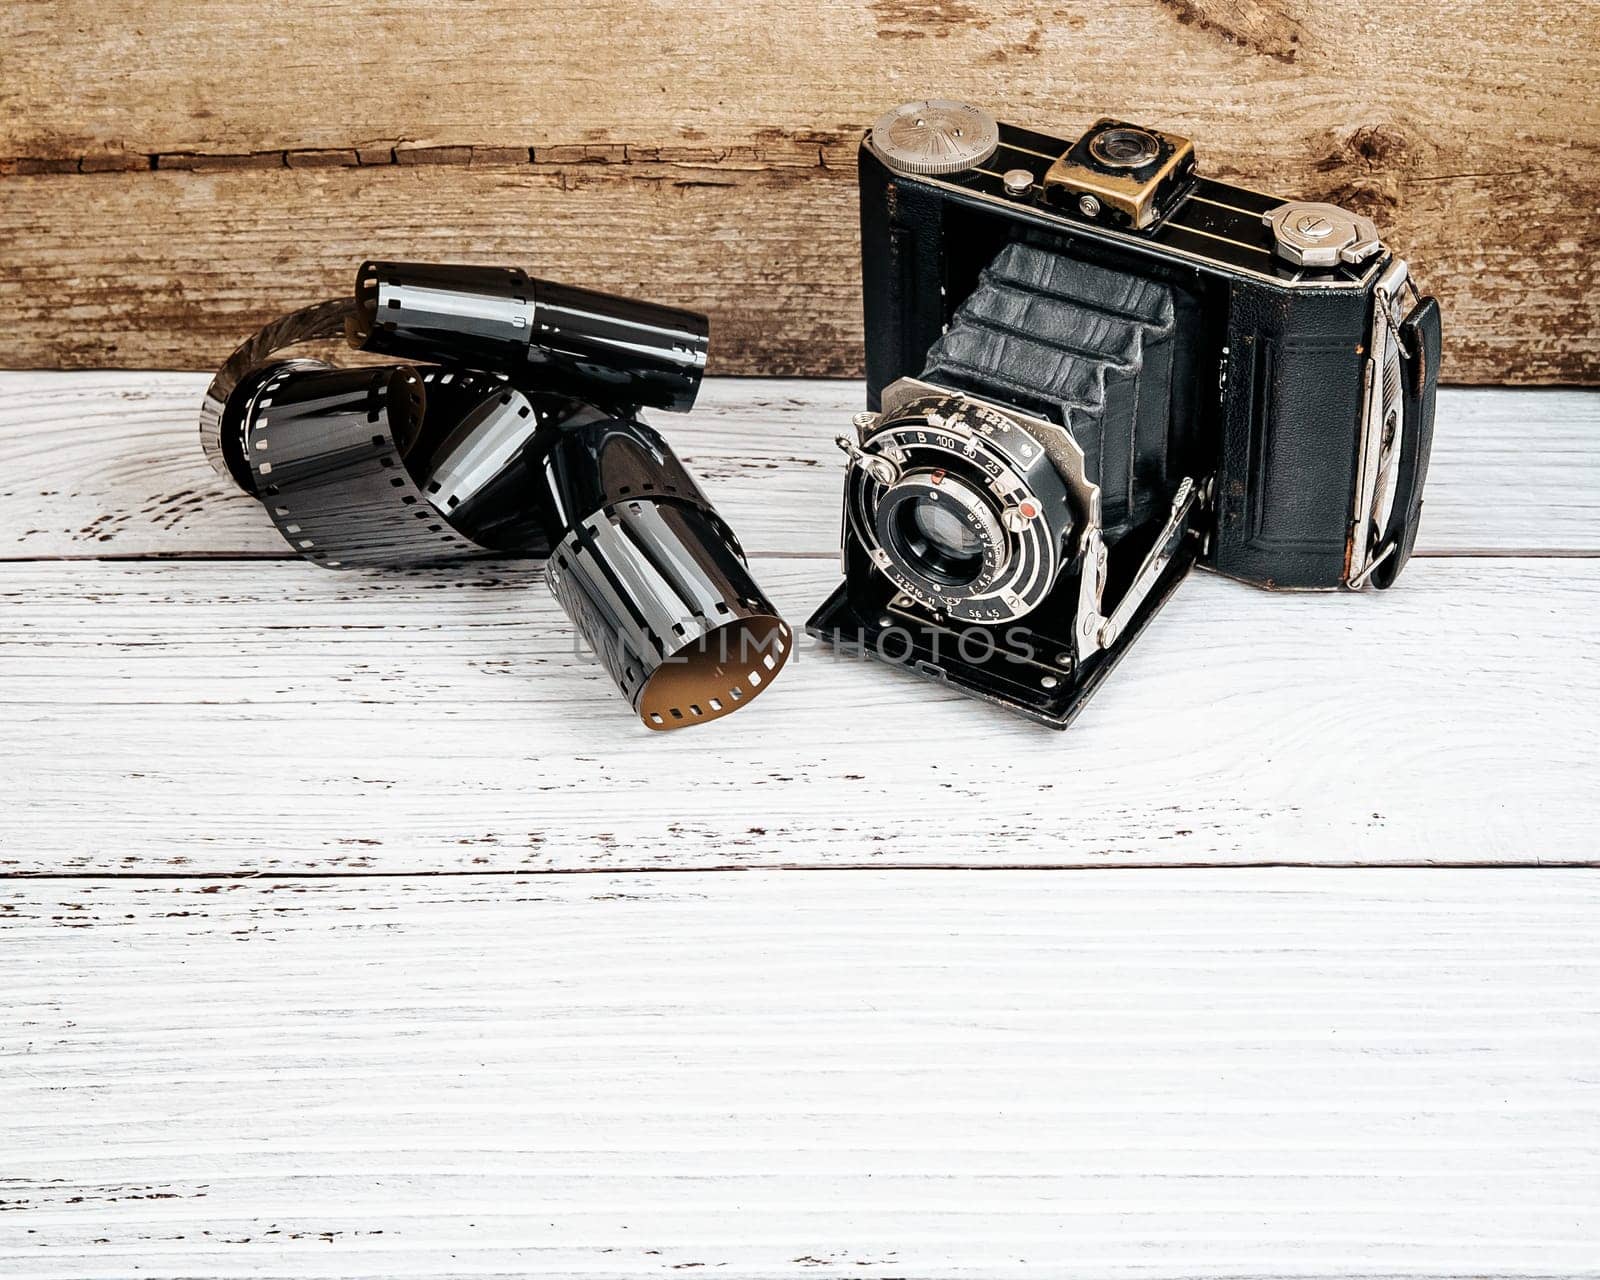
left=809, top=100, right=1442, bottom=729
left=201, top=262, right=791, bottom=732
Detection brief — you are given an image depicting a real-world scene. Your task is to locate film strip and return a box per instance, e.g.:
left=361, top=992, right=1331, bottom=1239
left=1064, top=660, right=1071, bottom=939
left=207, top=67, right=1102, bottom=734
left=354, top=260, right=709, bottom=413
left=198, top=263, right=792, bottom=730
left=243, top=364, right=535, bottom=569
left=199, top=299, right=357, bottom=490
left=201, top=300, right=550, bottom=568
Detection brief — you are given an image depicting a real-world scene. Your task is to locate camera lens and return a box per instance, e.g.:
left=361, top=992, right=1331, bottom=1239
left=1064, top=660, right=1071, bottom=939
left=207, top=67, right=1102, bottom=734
left=843, top=383, right=1097, bottom=626
left=1089, top=126, right=1160, bottom=169
left=897, top=493, right=985, bottom=584
left=876, top=473, right=1005, bottom=593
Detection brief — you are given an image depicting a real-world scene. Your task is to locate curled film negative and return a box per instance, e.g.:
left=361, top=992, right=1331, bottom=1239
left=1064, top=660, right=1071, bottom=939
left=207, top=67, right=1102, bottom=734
left=200, top=263, right=789, bottom=729
left=540, top=414, right=791, bottom=729
left=350, top=260, right=709, bottom=413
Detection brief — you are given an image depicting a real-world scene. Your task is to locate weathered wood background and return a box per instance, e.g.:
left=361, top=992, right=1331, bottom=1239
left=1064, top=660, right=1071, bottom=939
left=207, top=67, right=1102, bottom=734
left=1, top=0, right=1596, bottom=382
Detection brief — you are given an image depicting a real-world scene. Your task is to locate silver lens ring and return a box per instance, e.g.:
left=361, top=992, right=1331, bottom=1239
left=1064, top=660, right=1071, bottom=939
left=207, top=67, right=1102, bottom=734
left=874, top=469, right=1008, bottom=595
left=846, top=391, right=1085, bottom=624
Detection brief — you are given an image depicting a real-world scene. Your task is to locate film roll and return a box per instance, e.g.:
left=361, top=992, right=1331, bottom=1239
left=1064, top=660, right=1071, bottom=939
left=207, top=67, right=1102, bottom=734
left=196, top=263, right=791, bottom=731
left=233, top=362, right=532, bottom=568
left=352, top=261, right=710, bottom=413
left=541, top=416, right=791, bottom=729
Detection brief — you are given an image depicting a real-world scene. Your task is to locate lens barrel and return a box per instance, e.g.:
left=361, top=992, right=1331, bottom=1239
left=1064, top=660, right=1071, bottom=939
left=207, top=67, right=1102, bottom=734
left=351, top=261, right=710, bottom=413
left=876, top=471, right=1007, bottom=591
left=843, top=386, right=1088, bottom=625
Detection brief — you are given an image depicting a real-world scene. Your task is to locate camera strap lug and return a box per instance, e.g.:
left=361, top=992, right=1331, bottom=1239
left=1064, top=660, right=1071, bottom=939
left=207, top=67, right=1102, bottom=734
left=1346, top=540, right=1397, bottom=590
left=835, top=423, right=900, bottom=487
left=1348, top=257, right=1419, bottom=587
left=1373, top=260, right=1420, bottom=361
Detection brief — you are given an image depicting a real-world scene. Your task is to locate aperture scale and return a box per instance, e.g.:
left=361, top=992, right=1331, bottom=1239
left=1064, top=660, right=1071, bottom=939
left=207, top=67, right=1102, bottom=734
left=843, top=385, right=1090, bottom=624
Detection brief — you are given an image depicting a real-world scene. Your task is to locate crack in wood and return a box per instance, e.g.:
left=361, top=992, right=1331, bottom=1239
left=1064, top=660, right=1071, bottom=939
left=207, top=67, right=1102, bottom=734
left=1152, top=0, right=1304, bottom=63
left=6, top=860, right=1600, bottom=881
left=0, top=138, right=854, bottom=178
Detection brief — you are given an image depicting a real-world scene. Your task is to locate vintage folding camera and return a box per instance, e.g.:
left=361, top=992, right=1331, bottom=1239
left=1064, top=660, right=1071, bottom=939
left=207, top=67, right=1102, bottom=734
left=200, top=262, right=791, bottom=730
left=809, top=100, right=1442, bottom=727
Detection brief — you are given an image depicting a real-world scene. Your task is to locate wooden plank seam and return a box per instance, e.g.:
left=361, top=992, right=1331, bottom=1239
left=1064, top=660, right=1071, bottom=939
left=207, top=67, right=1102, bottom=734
left=0, top=141, right=851, bottom=177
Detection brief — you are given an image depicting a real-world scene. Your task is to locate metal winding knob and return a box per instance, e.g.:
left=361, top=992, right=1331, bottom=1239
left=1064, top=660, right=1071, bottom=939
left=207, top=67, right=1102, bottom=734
left=869, top=100, right=1000, bottom=177
left=1263, top=201, right=1383, bottom=268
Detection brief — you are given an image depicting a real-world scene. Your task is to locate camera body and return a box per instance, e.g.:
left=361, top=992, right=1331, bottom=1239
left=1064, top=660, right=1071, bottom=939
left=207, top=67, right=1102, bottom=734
left=810, top=102, right=1441, bottom=727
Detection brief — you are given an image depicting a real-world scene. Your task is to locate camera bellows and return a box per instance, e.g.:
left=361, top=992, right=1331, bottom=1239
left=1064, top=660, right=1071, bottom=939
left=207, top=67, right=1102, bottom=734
left=548, top=500, right=790, bottom=730
left=921, top=243, right=1194, bottom=537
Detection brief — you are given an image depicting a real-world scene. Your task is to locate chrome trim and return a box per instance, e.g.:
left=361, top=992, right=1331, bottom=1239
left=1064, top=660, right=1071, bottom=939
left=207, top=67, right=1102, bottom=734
left=878, top=146, right=1385, bottom=292
left=1347, top=257, right=1411, bottom=587
left=854, top=378, right=1208, bottom=662
left=1185, top=190, right=1275, bottom=220
left=1094, top=477, right=1199, bottom=648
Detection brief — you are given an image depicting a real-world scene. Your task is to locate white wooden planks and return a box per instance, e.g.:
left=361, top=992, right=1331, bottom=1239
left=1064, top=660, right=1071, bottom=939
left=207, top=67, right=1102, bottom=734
left=1, top=373, right=1597, bottom=1277
left=0, top=375, right=1596, bottom=559
left=2, top=869, right=1596, bottom=1278
left=0, top=374, right=1596, bottom=873
left=1, top=556, right=1596, bottom=872
left=0, top=374, right=852, bottom=560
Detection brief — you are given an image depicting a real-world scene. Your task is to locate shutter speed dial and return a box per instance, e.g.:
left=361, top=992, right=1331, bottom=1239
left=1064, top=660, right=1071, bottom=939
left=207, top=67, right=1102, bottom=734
left=869, top=100, right=1000, bottom=177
